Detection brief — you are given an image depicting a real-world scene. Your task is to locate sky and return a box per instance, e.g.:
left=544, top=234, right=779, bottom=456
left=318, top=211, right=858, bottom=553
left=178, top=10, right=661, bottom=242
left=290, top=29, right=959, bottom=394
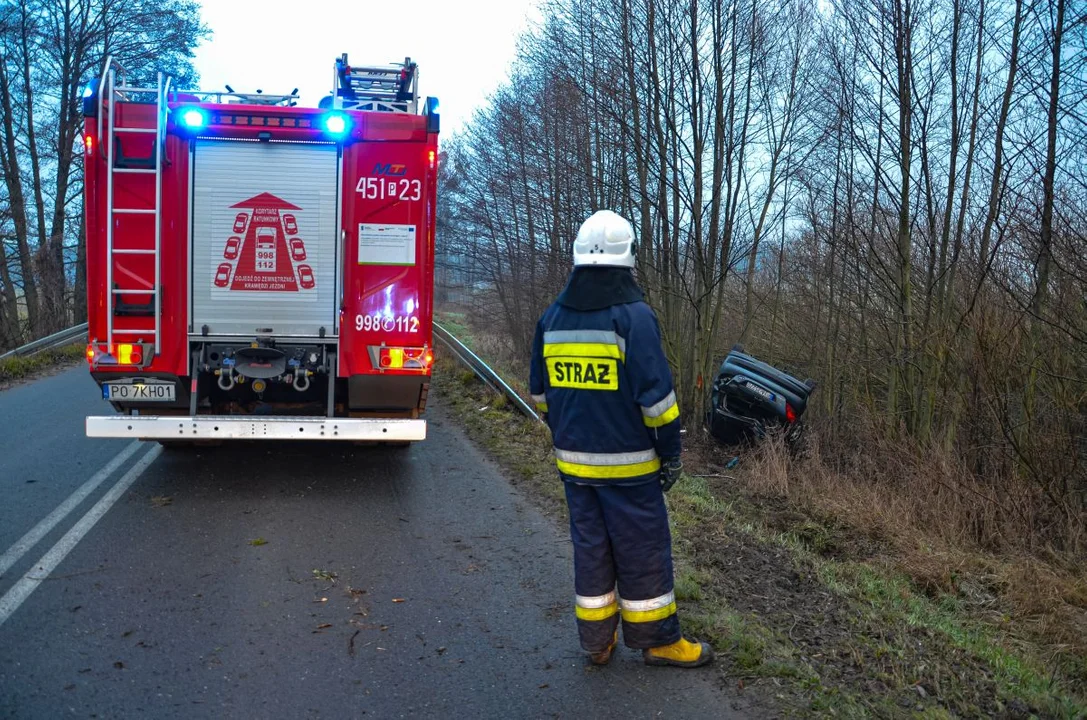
left=191, top=0, right=541, bottom=137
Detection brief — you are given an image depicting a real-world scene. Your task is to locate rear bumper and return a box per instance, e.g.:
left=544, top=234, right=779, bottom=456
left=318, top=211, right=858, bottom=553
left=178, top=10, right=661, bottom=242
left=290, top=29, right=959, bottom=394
left=86, top=415, right=426, bottom=441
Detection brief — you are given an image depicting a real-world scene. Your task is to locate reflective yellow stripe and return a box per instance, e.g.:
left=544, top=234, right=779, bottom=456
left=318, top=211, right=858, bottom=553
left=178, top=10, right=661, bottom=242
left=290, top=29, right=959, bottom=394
left=643, top=391, right=676, bottom=417
left=576, top=602, right=619, bottom=621
left=620, top=601, right=677, bottom=623
left=556, top=457, right=661, bottom=479
left=543, top=342, right=625, bottom=362
left=643, top=402, right=679, bottom=427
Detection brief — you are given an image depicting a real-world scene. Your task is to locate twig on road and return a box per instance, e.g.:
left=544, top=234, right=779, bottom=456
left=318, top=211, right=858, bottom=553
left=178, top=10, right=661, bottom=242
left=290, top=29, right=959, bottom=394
left=38, top=566, right=106, bottom=581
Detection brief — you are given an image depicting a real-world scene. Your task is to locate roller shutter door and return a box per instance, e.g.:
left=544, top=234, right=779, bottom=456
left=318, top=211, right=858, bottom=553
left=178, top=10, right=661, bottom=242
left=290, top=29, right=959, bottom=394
left=190, top=139, right=339, bottom=337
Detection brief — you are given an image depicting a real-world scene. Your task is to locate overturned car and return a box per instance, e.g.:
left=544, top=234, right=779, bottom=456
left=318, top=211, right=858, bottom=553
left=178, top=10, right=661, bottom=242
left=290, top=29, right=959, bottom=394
left=705, top=345, right=816, bottom=449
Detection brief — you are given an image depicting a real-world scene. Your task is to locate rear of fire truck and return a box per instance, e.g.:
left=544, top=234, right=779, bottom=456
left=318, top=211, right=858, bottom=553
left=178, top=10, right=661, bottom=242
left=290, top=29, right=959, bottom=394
left=81, top=54, right=439, bottom=444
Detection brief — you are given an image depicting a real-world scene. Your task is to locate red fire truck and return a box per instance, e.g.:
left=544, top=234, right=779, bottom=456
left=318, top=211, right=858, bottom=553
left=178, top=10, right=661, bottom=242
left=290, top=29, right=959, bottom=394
left=81, top=53, right=439, bottom=444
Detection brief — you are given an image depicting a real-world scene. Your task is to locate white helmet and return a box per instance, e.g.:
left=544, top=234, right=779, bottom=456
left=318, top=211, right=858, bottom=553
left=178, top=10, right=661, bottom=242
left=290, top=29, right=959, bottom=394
left=573, top=210, right=636, bottom=268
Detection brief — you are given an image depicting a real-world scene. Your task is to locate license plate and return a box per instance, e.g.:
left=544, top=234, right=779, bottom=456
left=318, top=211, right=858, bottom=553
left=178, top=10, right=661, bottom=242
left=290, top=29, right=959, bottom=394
left=745, top=382, right=774, bottom=401
left=103, top=382, right=176, bottom=402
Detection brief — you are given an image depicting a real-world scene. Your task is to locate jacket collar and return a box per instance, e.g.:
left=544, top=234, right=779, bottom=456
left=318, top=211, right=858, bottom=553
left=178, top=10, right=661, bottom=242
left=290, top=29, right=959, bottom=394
left=556, top=267, right=644, bottom=311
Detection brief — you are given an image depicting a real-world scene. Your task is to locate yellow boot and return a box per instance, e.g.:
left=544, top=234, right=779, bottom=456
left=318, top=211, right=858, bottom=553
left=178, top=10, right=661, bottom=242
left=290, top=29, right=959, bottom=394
left=643, top=637, right=714, bottom=667
left=589, top=631, right=619, bottom=665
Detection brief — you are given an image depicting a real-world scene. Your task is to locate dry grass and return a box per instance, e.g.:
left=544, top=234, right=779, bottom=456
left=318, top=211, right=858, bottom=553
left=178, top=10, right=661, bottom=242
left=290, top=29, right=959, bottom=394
left=733, top=422, right=1087, bottom=669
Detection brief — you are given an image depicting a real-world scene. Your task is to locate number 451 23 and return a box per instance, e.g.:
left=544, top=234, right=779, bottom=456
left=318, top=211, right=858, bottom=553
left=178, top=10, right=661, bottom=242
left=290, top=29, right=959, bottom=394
left=355, top=177, right=421, bottom=202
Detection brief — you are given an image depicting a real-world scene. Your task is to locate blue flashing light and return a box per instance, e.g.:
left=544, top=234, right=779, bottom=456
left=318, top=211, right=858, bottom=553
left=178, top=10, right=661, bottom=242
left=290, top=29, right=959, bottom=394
left=424, top=96, right=440, bottom=134
left=322, top=112, right=349, bottom=137
left=178, top=107, right=209, bottom=130
left=82, top=82, right=95, bottom=99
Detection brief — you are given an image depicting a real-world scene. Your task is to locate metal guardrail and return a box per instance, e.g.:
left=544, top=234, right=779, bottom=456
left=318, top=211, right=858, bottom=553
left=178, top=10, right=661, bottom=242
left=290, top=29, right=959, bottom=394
left=433, top=322, right=540, bottom=422
left=0, top=323, right=88, bottom=362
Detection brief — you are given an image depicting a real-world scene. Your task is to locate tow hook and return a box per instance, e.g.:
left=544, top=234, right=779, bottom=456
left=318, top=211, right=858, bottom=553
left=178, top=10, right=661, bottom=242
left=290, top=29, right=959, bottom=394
left=217, top=368, right=236, bottom=391
left=293, top=371, right=311, bottom=392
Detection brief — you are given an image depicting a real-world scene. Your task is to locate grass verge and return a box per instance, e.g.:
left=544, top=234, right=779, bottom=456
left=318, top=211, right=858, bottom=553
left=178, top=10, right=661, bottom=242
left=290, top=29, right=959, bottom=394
left=0, top=343, right=86, bottom=386
left=431, top=310, right=1086, bottom=718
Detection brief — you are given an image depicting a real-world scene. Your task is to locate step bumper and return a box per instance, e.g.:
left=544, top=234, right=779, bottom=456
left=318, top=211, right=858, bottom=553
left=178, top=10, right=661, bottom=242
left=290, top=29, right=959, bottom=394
left=86, top=415, right=426, bottom=442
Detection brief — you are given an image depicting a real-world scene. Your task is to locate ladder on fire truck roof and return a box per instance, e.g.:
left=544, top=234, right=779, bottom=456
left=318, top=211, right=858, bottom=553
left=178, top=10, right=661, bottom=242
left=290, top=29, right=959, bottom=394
left=332, top=54, right=419, bottom=113
left=96, top=56, right=170, bottom=356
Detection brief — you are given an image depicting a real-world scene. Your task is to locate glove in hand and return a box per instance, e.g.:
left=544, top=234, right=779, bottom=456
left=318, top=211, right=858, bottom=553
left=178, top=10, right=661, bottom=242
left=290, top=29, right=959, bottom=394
left=660, top=457, right=683, bottom=493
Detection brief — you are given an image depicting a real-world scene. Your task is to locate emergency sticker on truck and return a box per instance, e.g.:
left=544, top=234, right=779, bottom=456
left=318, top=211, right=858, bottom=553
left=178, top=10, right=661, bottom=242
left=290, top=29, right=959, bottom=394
left=358, top=224, right=416, bottom=266
left=212, top=192, right=314, bottom=293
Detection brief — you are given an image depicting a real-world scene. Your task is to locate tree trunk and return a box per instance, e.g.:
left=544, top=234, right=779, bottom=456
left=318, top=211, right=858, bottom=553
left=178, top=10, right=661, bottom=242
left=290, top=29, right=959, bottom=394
left=1025, top=0, right=1064, bottom=423
left=0, top=55, right=41, bottom=334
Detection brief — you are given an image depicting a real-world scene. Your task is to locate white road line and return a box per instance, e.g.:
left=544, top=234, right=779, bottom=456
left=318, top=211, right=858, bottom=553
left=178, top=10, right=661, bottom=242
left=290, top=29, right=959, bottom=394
left=0, top=444, right=162, bottom=628
left=0, top=440, right=143, bottom=579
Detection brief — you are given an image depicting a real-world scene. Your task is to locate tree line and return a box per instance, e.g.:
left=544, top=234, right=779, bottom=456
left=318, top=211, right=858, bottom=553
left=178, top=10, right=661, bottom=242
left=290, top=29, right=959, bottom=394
left=0, top=0, right=206, bottom=350
left=437, top=0, right=1087, bottom=551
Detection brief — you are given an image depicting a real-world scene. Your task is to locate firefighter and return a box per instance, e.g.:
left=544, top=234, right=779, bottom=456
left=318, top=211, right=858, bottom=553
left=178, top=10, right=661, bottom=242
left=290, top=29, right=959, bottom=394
left=529, top=210, right=714, bottom=668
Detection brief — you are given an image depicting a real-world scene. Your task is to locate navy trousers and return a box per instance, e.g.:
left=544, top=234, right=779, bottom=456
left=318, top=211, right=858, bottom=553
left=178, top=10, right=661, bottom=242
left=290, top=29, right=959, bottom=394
left=564, top=479, right=682, bottom=651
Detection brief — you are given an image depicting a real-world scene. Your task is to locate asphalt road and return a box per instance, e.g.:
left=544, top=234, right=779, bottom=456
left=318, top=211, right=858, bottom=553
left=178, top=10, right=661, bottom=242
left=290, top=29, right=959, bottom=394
left=0, top=367, right=746, bottom=719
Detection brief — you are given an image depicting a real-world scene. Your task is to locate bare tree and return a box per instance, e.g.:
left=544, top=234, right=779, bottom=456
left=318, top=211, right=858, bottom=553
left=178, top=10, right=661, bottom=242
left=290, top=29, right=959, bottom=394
left=439, top=0, right=1087, bottom=550
left=0, top=0, right=207, bottom=347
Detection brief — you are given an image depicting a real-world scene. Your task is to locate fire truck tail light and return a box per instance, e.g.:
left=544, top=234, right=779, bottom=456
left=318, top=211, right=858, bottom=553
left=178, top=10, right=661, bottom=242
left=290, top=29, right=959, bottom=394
left=84, top=134, right=93, bottom=156
left=177, top=106, right=209, bottom=130
left=116, top=344, right=142, bottom=365
left=87, top=343, right=145, bottom=367
left=322, top=112, right=349, bottom=138
left=402, top=348, right=431, bottom=370
left=377, top=347, right=432, bottom=371
left=380, top=347, right=404, bottom=369
left=87, top=344, right=111, bottom=365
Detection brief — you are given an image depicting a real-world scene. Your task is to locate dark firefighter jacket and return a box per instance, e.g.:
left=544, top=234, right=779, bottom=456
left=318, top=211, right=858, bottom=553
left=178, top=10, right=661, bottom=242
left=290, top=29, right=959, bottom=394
left=529, top=268, right=682, bottom=486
